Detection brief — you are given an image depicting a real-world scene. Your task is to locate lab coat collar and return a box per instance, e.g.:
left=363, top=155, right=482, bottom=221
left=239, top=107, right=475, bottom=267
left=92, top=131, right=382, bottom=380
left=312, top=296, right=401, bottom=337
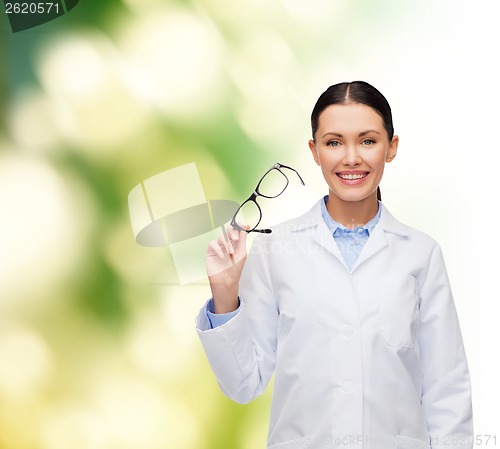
left=286, top=197, right=409, bottom=236
left=283, top=197, right=410, bottom=272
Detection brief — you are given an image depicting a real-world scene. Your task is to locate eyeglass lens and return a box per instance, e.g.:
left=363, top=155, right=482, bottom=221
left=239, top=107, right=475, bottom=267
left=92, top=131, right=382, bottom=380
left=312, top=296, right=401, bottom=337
left=256, top=168, right=289, bottom=198
left=232, top=199, right=261, bottom=231
left=232, top=168, right=289, bottom=231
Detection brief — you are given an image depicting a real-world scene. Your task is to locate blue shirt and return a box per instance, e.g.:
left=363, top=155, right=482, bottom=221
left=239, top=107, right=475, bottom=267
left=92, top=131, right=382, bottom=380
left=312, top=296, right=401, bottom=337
left=320, top=195, right=381, bottom=271
left=205, top=195, right=382, bottom=328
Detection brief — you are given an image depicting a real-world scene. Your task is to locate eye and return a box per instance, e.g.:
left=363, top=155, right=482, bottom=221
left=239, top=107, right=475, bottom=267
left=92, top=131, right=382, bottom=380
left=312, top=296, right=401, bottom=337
left=362, top=139, right=375, bottom=146
left=327, top=140, right=341, bottom=147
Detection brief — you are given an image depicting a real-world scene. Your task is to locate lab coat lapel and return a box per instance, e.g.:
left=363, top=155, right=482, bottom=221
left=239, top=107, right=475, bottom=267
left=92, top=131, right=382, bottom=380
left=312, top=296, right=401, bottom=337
left=288, top=199, right=346, bottom=267
left=351, top=222, right=388, bottom=271
left=287, top=199, right=409, bottom=272
left=312, top=221, right=345, bottom=265
left=351, top=203, right=409, bottom=271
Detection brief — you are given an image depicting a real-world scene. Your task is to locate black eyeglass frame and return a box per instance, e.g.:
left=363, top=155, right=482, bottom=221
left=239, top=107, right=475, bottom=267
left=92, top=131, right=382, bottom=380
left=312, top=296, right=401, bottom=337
left=230, top=162, right=305, bottom=234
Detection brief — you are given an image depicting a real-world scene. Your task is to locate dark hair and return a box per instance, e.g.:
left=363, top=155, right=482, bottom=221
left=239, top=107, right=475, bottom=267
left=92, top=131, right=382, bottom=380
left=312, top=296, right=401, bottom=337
left=310, top=81, right=394, bottom=201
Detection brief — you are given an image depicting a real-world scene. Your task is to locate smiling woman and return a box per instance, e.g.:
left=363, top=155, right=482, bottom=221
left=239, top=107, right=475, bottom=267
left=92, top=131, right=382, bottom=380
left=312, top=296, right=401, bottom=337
left=310, top=81, right=397, bottom=206
left=308, top=82, right=399, bottom=227
left=196, top=81, right=474, bottom=449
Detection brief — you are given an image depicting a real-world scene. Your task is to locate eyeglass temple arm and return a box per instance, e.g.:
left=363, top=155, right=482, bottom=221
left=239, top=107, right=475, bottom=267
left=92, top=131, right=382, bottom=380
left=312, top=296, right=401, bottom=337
left=275, top=162, right=305, bottom=186
left=254, top=228, right=272, bottom=234
left=230, top=222, right=272, bottom=234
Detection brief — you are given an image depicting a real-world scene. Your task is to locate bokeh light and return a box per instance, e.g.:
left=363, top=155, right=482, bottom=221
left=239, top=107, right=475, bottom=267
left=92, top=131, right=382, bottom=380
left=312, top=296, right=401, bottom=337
left=0, top=152, right=91, bottom=309
left=117, top=8, right=225, bottom=120
left=36, top=31, right=151, bottom=152
left=0, top=326, right=53, bottom=398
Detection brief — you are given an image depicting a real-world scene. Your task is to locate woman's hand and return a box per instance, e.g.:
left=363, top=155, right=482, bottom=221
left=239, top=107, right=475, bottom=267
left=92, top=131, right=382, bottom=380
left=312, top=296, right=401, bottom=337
left=206, top=226, right=249, bottom=314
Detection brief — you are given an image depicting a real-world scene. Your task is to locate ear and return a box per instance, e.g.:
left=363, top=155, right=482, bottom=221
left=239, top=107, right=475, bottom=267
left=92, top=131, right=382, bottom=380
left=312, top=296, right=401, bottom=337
left=386, top=135, right=399, bottom=163
left=308, top=139, right=320, bottom=166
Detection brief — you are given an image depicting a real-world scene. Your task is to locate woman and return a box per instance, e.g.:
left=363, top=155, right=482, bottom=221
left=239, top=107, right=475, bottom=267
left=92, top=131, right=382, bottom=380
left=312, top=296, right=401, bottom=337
left=195, top=81, right=473, bottom=449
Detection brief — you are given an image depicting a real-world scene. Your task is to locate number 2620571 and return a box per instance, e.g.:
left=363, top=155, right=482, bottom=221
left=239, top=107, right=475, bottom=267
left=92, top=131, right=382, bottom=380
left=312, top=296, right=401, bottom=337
left=5, top=3, right=60, bottom=14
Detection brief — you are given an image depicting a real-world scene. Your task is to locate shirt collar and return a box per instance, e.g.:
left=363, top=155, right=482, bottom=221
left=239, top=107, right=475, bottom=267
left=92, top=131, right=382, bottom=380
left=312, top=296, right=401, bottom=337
left=320, top=194, right=381, bottom=236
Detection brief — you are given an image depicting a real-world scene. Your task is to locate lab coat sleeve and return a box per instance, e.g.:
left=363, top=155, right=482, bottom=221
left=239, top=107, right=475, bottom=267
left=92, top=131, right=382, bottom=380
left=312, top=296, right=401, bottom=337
left=418, top=243, right=473, bottom=449
left=205, top=297, right=242, bottom=328
left=195, top=234, right=278, bottom=404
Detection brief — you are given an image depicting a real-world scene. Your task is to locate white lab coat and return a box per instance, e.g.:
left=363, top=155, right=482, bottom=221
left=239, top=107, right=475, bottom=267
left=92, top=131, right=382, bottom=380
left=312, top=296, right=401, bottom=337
left=196, top=199, right=473, bottom=449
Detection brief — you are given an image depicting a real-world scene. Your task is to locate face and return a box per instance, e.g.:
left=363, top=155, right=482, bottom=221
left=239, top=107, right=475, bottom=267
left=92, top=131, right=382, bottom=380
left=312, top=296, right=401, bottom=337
left=308, top=103, right=398, bottom=203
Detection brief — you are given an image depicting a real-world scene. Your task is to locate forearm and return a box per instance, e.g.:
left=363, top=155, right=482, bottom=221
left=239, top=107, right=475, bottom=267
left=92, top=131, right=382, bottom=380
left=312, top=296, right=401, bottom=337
left=210, top=282, right=239, bottom=314
left=196, top=299, right=273, bottom=404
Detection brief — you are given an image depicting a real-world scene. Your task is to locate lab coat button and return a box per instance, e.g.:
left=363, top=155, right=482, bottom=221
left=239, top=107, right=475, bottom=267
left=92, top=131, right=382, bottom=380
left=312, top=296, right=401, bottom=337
left=342, top=326, right=354, bottom=338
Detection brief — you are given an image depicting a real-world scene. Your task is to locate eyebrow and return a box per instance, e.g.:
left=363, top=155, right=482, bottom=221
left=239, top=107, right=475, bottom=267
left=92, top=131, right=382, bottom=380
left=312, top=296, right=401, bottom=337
left=322, top=130, right=381, bottom=138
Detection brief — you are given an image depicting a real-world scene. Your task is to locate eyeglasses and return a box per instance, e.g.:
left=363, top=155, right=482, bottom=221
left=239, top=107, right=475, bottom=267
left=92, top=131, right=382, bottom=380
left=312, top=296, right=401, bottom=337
left=230, top=162, right=305, bottom=234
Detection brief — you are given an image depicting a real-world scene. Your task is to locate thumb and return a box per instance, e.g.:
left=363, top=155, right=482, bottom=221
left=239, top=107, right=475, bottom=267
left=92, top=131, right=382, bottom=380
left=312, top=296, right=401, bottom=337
left=230, top=226, right=249, bottom=260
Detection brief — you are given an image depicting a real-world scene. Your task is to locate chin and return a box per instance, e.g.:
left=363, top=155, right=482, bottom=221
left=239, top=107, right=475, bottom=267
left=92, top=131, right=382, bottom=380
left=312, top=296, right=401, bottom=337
left=330, top=188, right=374, bottom=203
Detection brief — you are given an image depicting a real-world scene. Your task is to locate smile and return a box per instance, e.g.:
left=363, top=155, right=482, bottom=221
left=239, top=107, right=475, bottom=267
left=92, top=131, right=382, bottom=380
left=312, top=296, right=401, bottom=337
left=337, top=172, right=368, bottom=180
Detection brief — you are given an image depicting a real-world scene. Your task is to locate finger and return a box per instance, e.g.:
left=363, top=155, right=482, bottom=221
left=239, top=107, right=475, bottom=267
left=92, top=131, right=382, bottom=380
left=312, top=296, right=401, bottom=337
left=216, top=233, right=234, bottom=256
left=231, top=229, right=249, bottom=261
left=221, top=226, right=235, bottom=254
left=228, top=227, right=239, bottom=242
left=207, top=240, right=225, bottom=259
left=227, top=227, right=242, bottom=255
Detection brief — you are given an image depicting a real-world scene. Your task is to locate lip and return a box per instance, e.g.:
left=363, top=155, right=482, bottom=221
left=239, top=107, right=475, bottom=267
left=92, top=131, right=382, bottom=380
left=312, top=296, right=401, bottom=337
left=335, top=171, right=370, bottom=185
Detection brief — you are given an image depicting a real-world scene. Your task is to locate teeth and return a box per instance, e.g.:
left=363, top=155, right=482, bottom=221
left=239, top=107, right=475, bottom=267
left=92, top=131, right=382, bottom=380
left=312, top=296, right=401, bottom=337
left=339, top=173, right=367, bottom=180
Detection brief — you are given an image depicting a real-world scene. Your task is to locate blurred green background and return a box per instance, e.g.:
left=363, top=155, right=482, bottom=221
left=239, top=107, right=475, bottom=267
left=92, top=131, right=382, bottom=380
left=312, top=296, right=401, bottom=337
left=1, top=0, right=498, bottom=448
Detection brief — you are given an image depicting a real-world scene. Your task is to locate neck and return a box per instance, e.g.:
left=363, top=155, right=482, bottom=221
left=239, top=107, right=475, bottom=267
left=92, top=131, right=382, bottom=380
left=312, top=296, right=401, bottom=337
left=326, top=191, right=379, bottom=229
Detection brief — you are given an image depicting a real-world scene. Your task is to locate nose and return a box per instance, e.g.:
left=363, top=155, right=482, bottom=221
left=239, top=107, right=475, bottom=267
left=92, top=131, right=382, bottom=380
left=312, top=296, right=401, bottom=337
left=342, top=145, right=362, bottom=166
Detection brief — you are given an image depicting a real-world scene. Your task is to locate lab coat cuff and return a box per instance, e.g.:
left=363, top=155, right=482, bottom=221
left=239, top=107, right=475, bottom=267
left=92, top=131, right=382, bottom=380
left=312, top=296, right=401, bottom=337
left=195, top=297, right=243, bottom=331
left=205, top=297, right=241, bottom=329
left=195, top=299, right=254, bottom=390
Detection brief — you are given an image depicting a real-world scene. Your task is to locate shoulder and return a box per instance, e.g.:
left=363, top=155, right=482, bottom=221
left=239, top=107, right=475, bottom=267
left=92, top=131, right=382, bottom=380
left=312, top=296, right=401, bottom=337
left=379, top=203, right=442, bottom=253
left=247, top=198, right=323, bottom=252
left=270, top=198, right=323, bottom=235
